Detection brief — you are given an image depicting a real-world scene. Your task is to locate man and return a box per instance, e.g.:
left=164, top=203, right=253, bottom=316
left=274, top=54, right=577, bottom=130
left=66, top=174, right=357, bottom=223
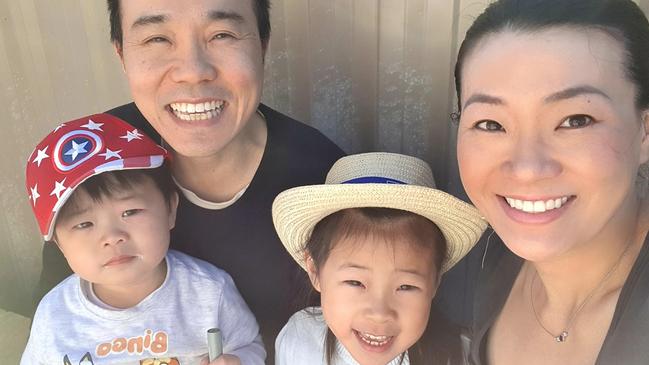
left=37, top=0, right=345, bottom=362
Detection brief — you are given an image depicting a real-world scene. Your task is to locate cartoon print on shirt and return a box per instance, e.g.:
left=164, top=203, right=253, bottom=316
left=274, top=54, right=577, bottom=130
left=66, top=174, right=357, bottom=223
left=140, top=358, right=181, bottom=365
left=63, top=352, right=94, bottom=365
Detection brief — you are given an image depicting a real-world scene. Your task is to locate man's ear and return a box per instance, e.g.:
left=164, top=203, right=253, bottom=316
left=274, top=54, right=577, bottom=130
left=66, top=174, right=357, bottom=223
left=168, top=191, right=179, bottom=230
left=113, top=42, right=126, bottom=72
left=304, top=253, right=321, bottom=292
left=640, top=110, right=649, bottom=164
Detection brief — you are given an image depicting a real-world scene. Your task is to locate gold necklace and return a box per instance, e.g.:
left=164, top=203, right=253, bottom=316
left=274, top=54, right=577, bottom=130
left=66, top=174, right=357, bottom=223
left=529, top=241, right=632, bottom=343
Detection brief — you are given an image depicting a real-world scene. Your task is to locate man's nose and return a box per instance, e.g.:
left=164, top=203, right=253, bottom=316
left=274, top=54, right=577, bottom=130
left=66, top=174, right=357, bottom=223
left=169, top=40, right=218, bottom=84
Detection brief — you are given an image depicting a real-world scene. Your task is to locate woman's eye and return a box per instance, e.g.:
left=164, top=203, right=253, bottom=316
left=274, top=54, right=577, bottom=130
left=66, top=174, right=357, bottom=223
left=397, top=284, right=419, bottom=291
left=559, top=114, right=594, bottom=129
left=344, top=280, right=365, bottom=288
left=474, top=120, right=504, bottom=132
left=122, top=209, right=142, bottom=218
left=73, top=222, right=93, bottom=230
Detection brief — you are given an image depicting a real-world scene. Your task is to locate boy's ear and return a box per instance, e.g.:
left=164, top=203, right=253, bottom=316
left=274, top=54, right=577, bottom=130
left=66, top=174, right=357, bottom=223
left=304, top=253, right=321, bottom=292
left=640, top=110, right=649, bottom=164
left=167, top=191, right=179, bottom=230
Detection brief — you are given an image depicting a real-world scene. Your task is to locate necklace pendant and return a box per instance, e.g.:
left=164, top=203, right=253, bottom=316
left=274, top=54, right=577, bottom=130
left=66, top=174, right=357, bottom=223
left=555, top=331, right=568, bottom=343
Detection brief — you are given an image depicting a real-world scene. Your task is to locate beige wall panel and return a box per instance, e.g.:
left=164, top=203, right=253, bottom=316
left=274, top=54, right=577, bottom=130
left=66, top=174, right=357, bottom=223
left=1, top=0, right=648, bottom=359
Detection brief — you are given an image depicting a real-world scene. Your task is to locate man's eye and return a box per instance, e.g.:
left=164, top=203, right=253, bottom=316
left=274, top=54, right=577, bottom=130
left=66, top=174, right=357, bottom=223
left=145, top=36, right=169, bottom=44
left=343, top=280, right=365, bottom=288
left=397, top=284, right=419, bottom=291
left=474, top=120, right=504, bottom=132
left=73, top=222, right=93, bottom=230
left=212, top=33, right=235, bottom=40
left=558, top=114, right=594, bottom=129
left=122, top=209, right=142, bottom=218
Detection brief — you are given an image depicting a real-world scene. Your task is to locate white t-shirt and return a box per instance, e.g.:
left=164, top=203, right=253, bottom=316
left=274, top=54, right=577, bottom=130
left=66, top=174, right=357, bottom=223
left=21, top=250, right=265, bottom=365
left=275, top=307, right=409, bottom=365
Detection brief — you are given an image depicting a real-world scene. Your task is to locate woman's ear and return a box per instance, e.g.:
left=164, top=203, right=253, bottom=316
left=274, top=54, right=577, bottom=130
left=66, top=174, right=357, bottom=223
left=639, top=110, right=649, bottom=164
left=305, top=253, right=321, bottom=292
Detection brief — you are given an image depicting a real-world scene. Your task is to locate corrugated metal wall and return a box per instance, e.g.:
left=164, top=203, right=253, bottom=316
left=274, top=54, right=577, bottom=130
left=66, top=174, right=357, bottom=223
left=1, top=0, right=648, bottom=359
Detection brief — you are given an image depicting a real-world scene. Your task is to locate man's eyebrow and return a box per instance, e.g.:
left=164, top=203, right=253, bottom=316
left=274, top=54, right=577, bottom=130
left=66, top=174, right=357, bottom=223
left=208, top=10, right=245, bottom=24
left=462, top=93, right=505, bottom=111
left=544, top=85, right=612, bottom=103
left=131, top=14, right=168, bottom=29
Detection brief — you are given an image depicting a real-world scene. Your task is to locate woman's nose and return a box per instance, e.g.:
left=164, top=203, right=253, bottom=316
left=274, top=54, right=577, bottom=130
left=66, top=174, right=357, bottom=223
left=501, top=133, right=562, bottom=182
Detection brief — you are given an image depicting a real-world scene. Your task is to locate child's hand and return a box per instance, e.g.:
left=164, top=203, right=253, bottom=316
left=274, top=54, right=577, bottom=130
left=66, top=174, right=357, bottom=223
left=200, top=354, right=241, bottom=365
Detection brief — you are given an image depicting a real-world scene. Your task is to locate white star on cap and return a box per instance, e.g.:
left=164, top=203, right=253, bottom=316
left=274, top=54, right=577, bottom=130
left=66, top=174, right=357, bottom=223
left=99, top=148, right=122, bottom=160
left=50, top=178, right=67, bottom=200
left=54, top=123, right=67, bottom=133
left=64, top=140, right=89, bottom=161
left=121, top=129, right=144, bottom=142
left=82, top=119, right=104, bottom=131
left=30, top=184, right=40, bottom=206
left=32, top=147, right=49, bottom=167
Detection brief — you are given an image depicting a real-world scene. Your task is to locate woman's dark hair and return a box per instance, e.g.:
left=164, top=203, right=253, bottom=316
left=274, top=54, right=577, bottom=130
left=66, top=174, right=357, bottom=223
left=303, top=207, right=460, bottom=365
left=56, top=165, right=177, bottom=225
left=454, top=0, right=649, bottom=112
left=107, top=0, right=271, bottom=50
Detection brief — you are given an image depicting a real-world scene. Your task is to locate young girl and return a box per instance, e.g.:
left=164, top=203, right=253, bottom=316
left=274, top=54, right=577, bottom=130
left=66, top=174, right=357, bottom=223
left=272, top=152, right=487, bottom=365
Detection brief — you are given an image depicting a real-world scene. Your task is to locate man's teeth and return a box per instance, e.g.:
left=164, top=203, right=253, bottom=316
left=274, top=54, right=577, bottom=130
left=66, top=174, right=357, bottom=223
left=358, top=331, right=391, bottom=347
left=505, top=196, right=569, bottom=213
left=169, top=101, right=224, bottom=121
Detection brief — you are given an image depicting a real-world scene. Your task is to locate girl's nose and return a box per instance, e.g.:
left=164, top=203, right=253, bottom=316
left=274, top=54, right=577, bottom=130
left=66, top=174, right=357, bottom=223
left=363, top=293, right=397, bottom=323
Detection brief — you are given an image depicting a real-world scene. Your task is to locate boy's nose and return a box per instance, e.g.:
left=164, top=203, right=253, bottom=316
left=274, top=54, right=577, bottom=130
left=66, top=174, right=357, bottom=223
left=169, top=40, right=218, bottom=84
left=101, top=226, right=128, bottom=247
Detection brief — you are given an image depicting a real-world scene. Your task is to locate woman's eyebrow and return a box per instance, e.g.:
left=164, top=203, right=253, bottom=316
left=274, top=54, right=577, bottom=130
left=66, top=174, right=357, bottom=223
left=544, top=85, right=612, bottom=104
left=463, top=93, right=504, bottom=111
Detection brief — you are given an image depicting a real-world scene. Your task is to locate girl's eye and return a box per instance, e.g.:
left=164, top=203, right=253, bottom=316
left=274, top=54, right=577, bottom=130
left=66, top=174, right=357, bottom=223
left=343, top=280, right=365, bottom=288
left=397, top=284, right=419, bottom=291
left=122, top=209, right=142, bottom=218
left=474, top=120, right=504, bottom=132
left=558, top=114, right=594, bottom=129
left=73, top=222, right=93, bottom=230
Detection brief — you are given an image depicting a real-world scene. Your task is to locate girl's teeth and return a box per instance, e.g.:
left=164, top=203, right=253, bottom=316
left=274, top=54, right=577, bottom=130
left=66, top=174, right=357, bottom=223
left=505, top=196, right=571, bottom=213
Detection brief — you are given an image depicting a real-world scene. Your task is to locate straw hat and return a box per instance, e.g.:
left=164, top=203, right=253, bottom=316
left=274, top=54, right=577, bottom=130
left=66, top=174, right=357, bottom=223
left=272, top=152, right=487, bottom=274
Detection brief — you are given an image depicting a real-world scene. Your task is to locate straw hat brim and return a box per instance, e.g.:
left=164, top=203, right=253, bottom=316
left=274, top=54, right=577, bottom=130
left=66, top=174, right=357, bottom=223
left=272, top=183, right=487, bottom=274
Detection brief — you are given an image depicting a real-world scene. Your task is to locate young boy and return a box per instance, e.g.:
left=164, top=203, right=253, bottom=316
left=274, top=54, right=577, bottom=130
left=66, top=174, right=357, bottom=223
left=21, top=114, right=265, bottom=365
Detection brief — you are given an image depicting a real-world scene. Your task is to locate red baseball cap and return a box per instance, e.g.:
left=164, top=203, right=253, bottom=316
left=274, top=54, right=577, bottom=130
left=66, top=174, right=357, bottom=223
left=25, top=113, right=170, bottom=241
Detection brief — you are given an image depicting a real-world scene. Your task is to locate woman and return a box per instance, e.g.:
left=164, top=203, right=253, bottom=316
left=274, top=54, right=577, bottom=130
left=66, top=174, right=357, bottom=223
left=454, top=0, right=649, bottom=364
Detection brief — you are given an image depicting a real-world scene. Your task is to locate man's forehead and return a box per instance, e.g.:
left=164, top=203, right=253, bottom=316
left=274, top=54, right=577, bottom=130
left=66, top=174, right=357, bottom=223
left=120, top=0, right=255, bottom=26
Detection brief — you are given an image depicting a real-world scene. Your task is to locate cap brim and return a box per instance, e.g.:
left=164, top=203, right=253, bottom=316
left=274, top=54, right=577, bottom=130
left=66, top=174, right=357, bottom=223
left=272, top=183, right=487, bottom=273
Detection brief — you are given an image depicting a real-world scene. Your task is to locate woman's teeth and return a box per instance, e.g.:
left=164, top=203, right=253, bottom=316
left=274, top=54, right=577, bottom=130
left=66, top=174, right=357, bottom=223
left=505, top=196, right=570, bottom=213
left=169, top=101, right=224, bottom=121
left=357, top=331, right=392, bottom=347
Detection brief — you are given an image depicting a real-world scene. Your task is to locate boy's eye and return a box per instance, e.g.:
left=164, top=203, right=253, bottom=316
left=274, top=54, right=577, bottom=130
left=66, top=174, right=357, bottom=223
left=397, top=284, right=419, bottom=291
left=474, top=119, right=504, bottom=132
left=73, top=221, right=93, bottom=230
left=558, top=114, right=594, bottom=129
left=343, top=280, right=365, bottom=288
left=122, top=209, right=142, bottom=218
